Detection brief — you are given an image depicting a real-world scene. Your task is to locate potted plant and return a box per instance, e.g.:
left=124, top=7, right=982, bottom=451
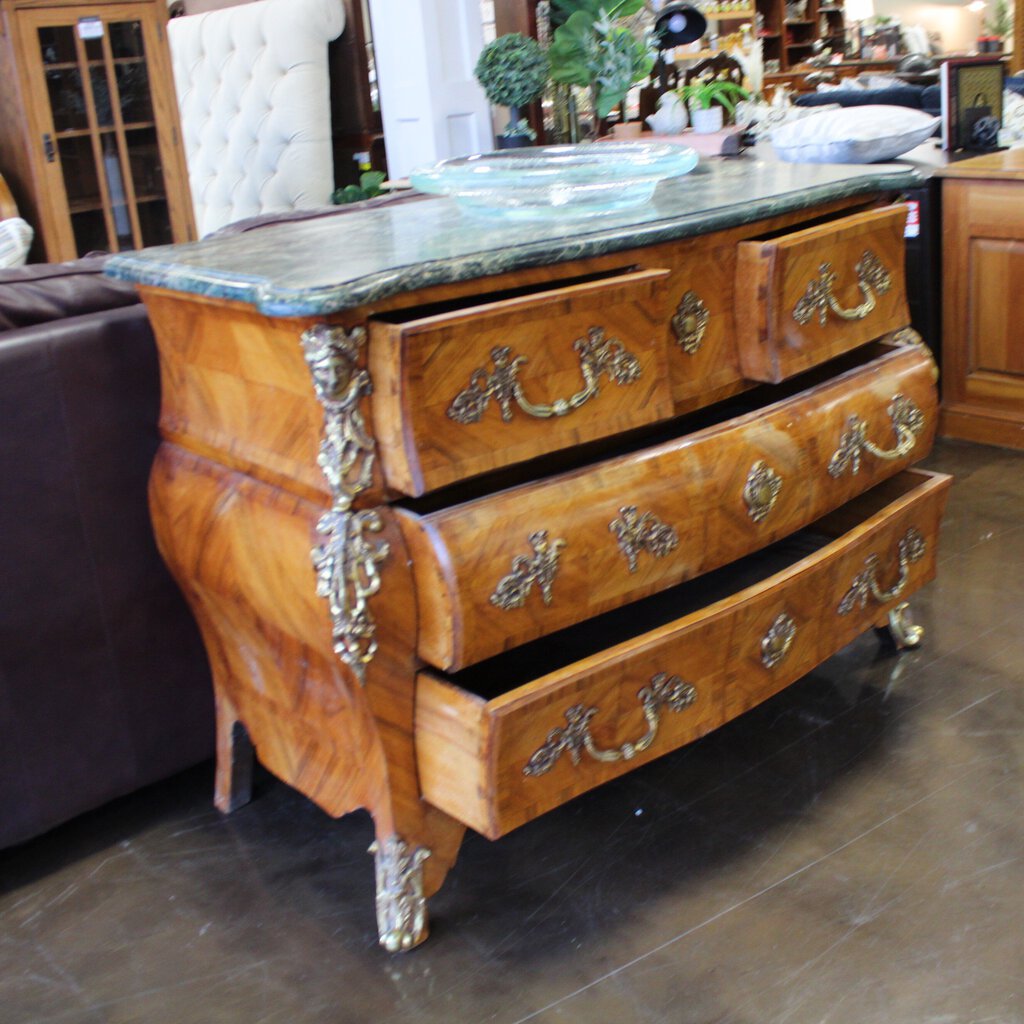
left=978, top=0, right=1011, bottom=52
left=678, top=77, right=749, bottom=133
left=474, top=33, right=550, bottom=149
left=548, top=0, right=656, bottom=139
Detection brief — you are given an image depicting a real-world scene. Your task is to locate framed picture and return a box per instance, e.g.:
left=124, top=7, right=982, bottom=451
left=940, top=57, right=1005, bottom=152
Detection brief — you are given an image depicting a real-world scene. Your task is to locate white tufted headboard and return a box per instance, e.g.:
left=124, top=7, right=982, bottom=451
left=169, top=0, right=345, bottom=237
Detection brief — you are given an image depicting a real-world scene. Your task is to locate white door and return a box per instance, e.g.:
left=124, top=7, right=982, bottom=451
left=368, top=0, right=494, bottom=178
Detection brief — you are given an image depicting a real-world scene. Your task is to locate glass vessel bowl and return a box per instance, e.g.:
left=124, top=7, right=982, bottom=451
left=409, top=142, right=699, bottom=220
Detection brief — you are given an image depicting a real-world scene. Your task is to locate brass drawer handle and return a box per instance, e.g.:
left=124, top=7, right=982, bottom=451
left=794, top=250, right=892, bottom=326
left=490, top=530, right=566, bottom=610
left=761, top=612, right=796, bottom=669
left=828, top=394, right=925, bottom=478
left=523, top=673, right=698, bottom=777
left=447, top=327, right=641, bottom=424
left=839, top=528, right=927, bottom=613
left=672, top=290, right=708, bottom=354
left=609, top=505, right=679, bottom=572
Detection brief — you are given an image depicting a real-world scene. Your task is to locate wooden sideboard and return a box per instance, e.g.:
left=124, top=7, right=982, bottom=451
left=109, top=162, right=950, bottom=951
left=939, top=150, right=1024, bottom=450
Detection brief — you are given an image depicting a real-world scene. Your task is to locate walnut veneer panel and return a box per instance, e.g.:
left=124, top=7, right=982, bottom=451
left=736, top=205, right=910, bottom=383
left=400, top=343, right=938, bottom=671
left=416, top=470, right=951, bottom=839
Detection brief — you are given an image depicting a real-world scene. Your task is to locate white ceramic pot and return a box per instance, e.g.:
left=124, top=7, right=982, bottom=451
left=691, top=106, right=724, bottom=134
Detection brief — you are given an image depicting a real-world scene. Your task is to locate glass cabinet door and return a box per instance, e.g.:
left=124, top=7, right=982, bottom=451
left=34, top=10, right=176, bottom=255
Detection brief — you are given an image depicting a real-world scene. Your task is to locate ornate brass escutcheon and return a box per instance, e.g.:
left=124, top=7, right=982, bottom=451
left=447, top=326, right=641, bottom=424
left=793, top=249, right=892, bottom=326
left=522, top=673, right=698, bottom=776
left=828, top=394, right=925, bottom=478
left=609, top=505, right=679, bottom=572
left=301, top=324, right=388, bottom=683
left=490, top=530, right=566, bottom=610
left=743, top=460, right=783, bottom=523
left=838, top=528, right=927, bottom=614
left=761, top=612, right=797, bottom=668
left=672, top=290, right=709, bottom=355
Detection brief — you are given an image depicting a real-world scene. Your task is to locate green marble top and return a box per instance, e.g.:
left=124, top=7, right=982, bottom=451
left=105, top=157, right=924, bottom=317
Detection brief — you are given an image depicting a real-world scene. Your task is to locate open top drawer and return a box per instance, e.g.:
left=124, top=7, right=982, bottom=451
left=368, top=268, right=672, bottom=496
left=415, top=469, right=951, bottom=839
left=736, top=205, right=910, bottom=383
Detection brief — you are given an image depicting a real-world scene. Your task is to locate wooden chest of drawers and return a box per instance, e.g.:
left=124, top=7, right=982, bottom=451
left=109, top=160, right=949, bottom=952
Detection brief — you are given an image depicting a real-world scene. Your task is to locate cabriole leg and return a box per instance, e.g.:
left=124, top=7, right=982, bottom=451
left=213, top=691, right=254, bottom=814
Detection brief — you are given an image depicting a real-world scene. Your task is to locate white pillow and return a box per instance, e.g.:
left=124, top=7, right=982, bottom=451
left=770, top=105, right=940, bottom=164
left=0, top=217, right=32, bottom=268
left=1002, top=89, right=1024, bottom=144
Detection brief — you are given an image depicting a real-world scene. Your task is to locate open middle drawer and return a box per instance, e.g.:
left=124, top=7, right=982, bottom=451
left=416, top=469, right=951, bottom=839
left=397, top=341, right=938, bottom=671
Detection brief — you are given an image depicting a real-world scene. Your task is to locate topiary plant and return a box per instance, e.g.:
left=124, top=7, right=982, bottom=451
left=474, top=33, right=549, bottom=140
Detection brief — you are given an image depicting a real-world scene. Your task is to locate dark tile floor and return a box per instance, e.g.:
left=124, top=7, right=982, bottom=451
left=2, top=439, right=1022, bottom=1024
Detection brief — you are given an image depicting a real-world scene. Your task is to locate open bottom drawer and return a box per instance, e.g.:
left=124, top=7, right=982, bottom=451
left=416, top=469, right=951, bottom=839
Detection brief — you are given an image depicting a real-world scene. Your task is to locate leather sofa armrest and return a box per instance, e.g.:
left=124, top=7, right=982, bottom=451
left=0, top=256, right=139, bottom=333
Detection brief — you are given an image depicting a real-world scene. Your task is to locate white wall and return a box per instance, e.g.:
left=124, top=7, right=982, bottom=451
left=874, top=0, right=988, bottom=53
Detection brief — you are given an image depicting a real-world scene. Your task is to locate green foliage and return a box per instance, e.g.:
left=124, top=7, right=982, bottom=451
left=984, top=0, right=1012, bottom=38
left=474, top=33, right=549, bottom=109
left=678, top=78, right=749, bottom=114
left=548, top=6, right=656, bottom=119
left=331, top=171, right=387, bottom=205
left=550, top=0, right=645, bottom=22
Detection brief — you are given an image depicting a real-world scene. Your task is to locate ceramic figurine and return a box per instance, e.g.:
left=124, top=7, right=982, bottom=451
left=646, top=92, right=689, bottom=134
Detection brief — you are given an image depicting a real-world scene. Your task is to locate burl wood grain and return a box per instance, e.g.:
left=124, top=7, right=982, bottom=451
left=369, top=269, right=673, bottom=495
left=415, top=469, right=951, bottom=839
left=736, top=205, right=910, bottom=383
left=940, top=177, right=1024, bottom=450
left=149, top=442, right=464, bottom=900
left=400, top=343, right=939, bottom=672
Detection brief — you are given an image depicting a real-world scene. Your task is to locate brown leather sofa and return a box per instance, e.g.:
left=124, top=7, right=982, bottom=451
left=0, top=257, right=213, bottom=848
left=0, top=195, right=431, bottom=848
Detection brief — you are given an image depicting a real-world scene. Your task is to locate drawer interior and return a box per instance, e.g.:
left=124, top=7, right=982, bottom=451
left=434, top=470, right=933, bottom=702
left=370, top=266, right=641, bottom=324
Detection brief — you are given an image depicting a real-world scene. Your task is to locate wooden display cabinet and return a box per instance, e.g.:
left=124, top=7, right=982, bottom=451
left=939, top=150, right=1024, bottom=450
left=0, top=0, right=194, bottom=262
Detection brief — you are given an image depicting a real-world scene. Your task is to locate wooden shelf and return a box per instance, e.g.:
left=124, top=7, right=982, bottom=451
left=704, top=7, right=756, bottom=19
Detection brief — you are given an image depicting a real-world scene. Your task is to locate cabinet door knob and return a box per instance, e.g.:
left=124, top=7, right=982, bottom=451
left=42, top=134, right=56, bottom=163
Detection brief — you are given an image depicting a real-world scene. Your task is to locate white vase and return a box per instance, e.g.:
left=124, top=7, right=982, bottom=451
left=691, top=106, right=724, bottom=134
